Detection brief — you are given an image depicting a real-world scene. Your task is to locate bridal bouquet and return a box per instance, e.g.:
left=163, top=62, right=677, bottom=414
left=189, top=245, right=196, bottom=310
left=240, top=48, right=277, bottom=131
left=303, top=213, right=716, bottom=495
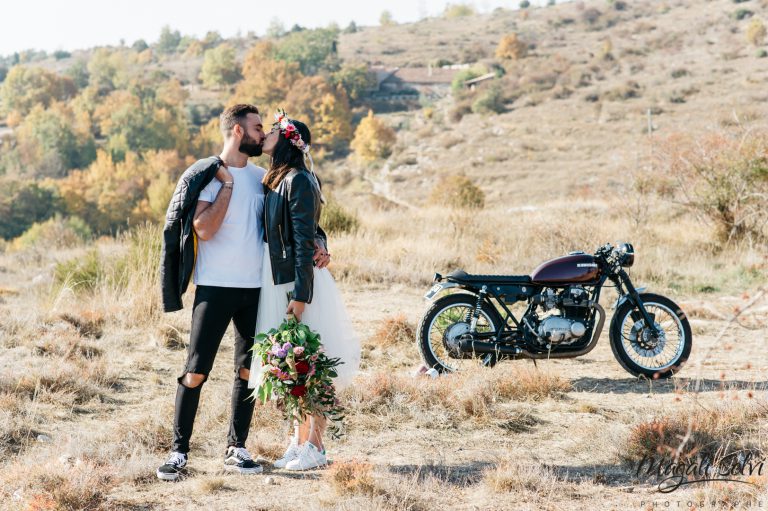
left=250, top=315, right=345, bottom=437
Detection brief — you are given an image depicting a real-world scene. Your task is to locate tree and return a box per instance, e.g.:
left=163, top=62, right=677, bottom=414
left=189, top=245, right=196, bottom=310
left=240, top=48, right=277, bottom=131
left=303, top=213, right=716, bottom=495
left=273, top=28, right=340, bottom=75
left=331, top=64, right=376, bottom=102
left=351, top=110, right=396, bottom=162
left=519, top=0, right=531, bottom=8
left=495, top=33, right=528, bottom=60
left=65, top=59, right=90, bottom=89
left=0, top=66, right=76, bottom=120
left=380, top=11, right=395, bottom=26
left=14, top=103, right=96, bottom=177
left=93, top=79, right=190, bottom=161
left=267, top=18, right=286, bottom=38
left=132, top=39, right=149, bottom=52
left=343, top=21, right=358, bottom=34
left=199, top=43, right=241, bottom=88
left=87, top=48, right=135, bottom=92
left=0, top=180, right=62, bottom=239
left=156, top=25, right=182, bottom=54
left=233, top=41, right=302, bottom=107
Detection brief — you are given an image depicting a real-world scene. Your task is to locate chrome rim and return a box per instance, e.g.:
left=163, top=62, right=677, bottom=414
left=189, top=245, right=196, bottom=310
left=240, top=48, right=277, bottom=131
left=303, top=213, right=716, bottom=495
left=619, top=301, right=686, bottom=372
left=426, top=302, right=497, bottom=372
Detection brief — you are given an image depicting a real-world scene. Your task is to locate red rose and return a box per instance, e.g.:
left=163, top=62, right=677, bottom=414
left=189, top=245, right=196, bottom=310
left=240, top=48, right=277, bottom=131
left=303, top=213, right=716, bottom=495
left=290, top=385, right=307, bottom=397
left=295, top=361, right=310, bottom=374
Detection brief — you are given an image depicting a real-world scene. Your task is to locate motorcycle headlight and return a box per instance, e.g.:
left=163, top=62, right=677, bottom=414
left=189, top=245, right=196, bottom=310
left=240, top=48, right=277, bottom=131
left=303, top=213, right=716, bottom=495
left=618, top=243, right=635, bottom=267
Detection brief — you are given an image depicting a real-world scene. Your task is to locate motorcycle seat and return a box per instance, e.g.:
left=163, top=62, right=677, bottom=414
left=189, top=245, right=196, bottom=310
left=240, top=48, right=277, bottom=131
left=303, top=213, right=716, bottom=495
left=446, top=270, right=532, bottom=285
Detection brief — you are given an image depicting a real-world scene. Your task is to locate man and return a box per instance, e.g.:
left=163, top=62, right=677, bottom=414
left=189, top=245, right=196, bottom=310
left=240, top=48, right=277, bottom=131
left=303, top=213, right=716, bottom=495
left=157, top=104, right=331, bottom=481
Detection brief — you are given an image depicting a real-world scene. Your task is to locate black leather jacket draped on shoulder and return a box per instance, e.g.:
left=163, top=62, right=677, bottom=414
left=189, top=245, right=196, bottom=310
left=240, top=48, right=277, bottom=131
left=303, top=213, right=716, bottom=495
left=264, top=168, right=327, bottom=304
left=160, top=156, right=222, bottom=312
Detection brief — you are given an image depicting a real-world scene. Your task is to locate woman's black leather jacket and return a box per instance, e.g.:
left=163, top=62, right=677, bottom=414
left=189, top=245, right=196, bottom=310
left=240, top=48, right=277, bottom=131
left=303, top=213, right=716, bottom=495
left=264, top=168, right=326, bottom=303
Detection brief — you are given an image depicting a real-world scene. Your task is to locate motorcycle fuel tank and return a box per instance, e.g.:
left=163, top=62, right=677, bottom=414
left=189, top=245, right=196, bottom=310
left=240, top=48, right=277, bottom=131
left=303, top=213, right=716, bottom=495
left=530, top=253, right=600, bottom=285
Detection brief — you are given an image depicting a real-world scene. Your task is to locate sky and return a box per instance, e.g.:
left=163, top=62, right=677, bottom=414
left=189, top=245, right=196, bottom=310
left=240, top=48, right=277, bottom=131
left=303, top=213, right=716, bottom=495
left=0, top=0, right=553, bottom=56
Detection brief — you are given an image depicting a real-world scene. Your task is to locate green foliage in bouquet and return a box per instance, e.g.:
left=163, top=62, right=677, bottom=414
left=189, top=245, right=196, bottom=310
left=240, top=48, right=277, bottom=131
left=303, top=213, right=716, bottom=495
left=250, top=315, right=346, bottom=438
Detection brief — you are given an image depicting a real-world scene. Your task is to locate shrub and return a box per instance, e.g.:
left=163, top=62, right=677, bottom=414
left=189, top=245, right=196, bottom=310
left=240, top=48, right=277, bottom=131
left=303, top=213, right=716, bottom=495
left=320, top=199, right=360, bottom=235
left=429, top=175, right=485, bottom=209
left=327, top=461, right=381, bottom=497
left=370, top=314, right=415, bottom=347
left=471, top=82, right=506, bottom=114
left=54, top=249, right=103, bottom=292
left=451, top=67, right=487, bottom=94
left=519, top=0, right=531, bottom=8
left=350, top=110, right=396, bottom=162
left=444, top=3, right=476, bottom=18
left=495, top=33, right=528, bottom=60
left=733, top=9, right=754, bottom=20
left=746, top=17, right=766, bottom=46
left=652, top=128, right=768, bottom=243
left=11, top=215, right=91, bottom=251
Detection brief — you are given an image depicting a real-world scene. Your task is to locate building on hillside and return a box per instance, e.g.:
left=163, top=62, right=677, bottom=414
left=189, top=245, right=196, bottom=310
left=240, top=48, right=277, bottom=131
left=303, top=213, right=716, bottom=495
left=369, top=65, right=462, bottom=99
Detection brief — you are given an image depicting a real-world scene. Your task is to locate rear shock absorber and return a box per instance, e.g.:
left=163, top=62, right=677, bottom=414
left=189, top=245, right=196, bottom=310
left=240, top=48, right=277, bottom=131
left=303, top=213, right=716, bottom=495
left=469, top=286, right=487, bottom=333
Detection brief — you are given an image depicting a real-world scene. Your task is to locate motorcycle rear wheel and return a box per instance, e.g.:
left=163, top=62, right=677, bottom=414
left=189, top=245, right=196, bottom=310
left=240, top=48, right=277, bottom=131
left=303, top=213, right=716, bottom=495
left=417, top=293, right=505, bottom=373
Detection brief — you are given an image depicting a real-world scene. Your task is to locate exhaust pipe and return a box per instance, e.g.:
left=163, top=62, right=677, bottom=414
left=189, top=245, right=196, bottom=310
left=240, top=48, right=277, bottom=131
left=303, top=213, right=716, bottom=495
left=458, top=304, right=606, bottom=360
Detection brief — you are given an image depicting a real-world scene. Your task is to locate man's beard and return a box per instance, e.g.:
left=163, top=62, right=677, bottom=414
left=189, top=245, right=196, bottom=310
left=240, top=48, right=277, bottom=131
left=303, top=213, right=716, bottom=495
left=239, top=133, right=263, bottom=157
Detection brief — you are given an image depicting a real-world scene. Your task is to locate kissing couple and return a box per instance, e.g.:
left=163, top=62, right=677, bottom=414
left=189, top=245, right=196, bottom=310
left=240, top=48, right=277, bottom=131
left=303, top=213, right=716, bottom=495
left=158, top=103, right=361, bottom=480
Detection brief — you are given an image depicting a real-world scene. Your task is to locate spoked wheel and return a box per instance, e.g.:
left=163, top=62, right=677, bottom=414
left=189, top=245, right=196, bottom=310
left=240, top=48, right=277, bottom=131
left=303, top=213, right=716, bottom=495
left=417, top=293, right=504, bottom=373
left=609, top=293, right=692, bottom=379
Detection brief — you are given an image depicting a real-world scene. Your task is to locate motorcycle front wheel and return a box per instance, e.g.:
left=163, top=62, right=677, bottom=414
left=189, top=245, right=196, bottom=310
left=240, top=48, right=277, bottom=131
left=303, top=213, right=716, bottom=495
left=417, top=293, right=505, bottom=373
left=609, top=293, right=692, bottom=379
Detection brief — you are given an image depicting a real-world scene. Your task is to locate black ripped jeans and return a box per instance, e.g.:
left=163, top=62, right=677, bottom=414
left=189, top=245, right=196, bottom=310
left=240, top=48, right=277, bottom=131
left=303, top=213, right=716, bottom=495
left=172, top=285, right=260, bottom=454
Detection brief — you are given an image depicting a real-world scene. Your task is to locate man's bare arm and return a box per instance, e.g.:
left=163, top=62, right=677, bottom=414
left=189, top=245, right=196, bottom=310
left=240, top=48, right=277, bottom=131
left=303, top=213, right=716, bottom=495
left=193, top=165, right=234, bottom=241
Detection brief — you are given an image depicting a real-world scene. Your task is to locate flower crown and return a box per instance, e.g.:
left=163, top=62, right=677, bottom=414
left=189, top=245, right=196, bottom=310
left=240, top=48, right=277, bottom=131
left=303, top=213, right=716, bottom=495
left=274, top=108, right=310, bottom=154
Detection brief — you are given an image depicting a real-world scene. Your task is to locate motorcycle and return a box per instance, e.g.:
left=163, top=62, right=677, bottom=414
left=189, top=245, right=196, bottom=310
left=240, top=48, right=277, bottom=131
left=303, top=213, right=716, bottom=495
left=417, top=242, right=692, bottom=379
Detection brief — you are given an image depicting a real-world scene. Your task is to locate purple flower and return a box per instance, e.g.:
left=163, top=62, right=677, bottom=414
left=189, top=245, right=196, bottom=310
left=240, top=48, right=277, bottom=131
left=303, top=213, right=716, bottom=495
left=282, top=342, right=292, bottom=351
left=276, top=349, right=287, bottom=358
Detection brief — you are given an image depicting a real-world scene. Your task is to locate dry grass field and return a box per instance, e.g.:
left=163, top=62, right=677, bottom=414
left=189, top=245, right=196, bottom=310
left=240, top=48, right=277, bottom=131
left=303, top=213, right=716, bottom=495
left=2, top=0, right=768, bottom=509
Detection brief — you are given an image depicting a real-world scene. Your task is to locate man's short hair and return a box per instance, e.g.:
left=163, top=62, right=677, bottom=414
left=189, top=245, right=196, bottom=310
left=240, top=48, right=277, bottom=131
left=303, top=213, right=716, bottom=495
left=220, top=104, right=260, bottom=138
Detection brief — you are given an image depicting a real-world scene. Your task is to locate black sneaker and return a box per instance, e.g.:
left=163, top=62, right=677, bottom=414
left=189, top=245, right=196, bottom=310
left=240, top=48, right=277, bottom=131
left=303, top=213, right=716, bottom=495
left=224, top=446, right=263, bottom=474
left=156, top=452, right=188, bottom=481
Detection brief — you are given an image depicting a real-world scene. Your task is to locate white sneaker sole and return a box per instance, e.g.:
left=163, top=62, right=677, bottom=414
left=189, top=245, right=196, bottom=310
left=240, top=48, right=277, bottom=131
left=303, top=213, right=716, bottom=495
left=156, top=469, right=183, bottom=481
left=285, top=460, right=327, bottom=471
left=224, top=464, right=263, bottom=474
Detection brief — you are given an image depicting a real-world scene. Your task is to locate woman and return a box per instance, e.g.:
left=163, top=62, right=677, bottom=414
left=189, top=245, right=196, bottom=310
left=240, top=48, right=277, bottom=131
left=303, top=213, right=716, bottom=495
left=249, top=111, right=360, bottom=471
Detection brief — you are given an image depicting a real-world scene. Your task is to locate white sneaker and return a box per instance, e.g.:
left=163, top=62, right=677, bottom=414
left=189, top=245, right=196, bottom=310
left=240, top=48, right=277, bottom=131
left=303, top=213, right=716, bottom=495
left=285, top=442, right=327, bottom=471
left=273, top=438, right=300, bottom=469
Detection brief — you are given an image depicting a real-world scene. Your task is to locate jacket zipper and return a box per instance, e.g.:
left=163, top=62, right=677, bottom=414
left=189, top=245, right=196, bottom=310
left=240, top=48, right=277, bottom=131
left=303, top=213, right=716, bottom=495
left=278, top=224, right=287, bottom=258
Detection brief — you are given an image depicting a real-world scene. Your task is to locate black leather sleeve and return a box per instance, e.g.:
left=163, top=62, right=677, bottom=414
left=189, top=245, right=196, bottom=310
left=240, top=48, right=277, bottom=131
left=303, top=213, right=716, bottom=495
left=288, top=173, right=318, bottom=303
left=160, top=176, right=188, bottom=312
left=315, top=224, right=328, bottom=251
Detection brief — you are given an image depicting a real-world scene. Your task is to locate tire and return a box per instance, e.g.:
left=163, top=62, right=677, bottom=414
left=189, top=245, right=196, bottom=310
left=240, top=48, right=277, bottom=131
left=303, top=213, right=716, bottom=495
left=417, top=293, right=505, bottom=373
left=609, top=293, right=692, bottom=379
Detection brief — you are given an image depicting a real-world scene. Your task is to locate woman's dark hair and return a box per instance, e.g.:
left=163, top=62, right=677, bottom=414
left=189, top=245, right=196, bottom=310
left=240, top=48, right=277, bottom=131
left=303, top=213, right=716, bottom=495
left=263, top=119, right=311, bottom=190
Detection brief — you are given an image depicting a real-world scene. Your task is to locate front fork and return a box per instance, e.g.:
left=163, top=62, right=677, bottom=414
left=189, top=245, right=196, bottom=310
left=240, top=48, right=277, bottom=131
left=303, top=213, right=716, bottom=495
left=615, top=271, right=660, bottom=336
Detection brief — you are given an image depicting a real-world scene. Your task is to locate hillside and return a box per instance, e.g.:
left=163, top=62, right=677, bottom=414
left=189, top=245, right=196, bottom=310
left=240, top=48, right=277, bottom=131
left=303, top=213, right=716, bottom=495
left=1, top=1, right=767, bottom=510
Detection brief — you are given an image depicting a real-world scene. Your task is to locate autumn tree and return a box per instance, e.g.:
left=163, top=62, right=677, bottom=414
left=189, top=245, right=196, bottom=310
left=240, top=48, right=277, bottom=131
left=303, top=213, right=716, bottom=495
left=233, top=41, right=301, bottom=107
left=496, top=33, right=528, bottom=60
left=746, top=18, right=767, bottom=47
left=0, top=66, right=76, bottom=121
left=199, top=43, right=241, bottom=88
left=351, top=110, right=396, bottom=162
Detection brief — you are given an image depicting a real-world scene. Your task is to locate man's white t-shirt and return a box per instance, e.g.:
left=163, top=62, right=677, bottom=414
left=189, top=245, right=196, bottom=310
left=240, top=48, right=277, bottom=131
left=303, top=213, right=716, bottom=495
left=192, top=162, right=266, bottom=288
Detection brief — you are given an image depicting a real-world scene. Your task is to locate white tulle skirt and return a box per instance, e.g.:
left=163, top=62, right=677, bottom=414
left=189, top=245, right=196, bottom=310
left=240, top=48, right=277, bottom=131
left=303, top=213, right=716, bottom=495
left=248, top=242, right=361, bottom=391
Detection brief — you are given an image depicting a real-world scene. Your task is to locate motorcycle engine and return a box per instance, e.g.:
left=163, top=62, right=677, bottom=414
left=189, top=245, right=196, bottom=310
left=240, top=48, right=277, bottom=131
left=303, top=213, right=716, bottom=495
left=530, top=286, right=592, bottom=345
